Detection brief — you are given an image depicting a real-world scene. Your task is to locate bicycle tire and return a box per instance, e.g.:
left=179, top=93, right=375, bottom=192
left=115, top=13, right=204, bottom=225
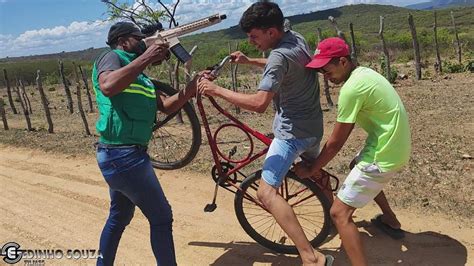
left=234, top=170, right=331, bottom=254
left=148, top=80, right=201, bottom=170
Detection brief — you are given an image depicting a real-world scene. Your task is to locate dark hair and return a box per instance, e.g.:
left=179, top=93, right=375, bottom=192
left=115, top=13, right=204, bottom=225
left=239, top=1, right=284, bottom=33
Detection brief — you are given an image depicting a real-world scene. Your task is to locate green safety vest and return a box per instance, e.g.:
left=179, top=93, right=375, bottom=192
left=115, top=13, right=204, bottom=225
left=92, top=49, right=157, bottom=146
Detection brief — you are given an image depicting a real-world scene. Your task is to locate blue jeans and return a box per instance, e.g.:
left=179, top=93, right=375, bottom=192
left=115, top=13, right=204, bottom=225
left=262, top=137, right=320, bottom=187
left=96, top=144, right=176, bottom=266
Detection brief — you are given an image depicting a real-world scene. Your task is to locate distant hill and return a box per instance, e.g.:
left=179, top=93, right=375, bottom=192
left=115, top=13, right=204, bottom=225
left=1, top=4, right=473, bottom=84
left=2, top=3, right=473, bottom=64
left=0, top=47, right=108, bottom=64
left=407, top=0, right=474, bottom=10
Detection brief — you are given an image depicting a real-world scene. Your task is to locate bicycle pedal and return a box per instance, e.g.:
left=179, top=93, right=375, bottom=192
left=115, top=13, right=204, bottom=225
left=204, top=203, right=217, bottom=212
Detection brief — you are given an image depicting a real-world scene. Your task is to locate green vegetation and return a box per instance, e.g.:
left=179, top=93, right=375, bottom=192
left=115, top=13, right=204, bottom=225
left=1, top=4, right=473, bottom=86
left=0, top=59, right=92, bottom=86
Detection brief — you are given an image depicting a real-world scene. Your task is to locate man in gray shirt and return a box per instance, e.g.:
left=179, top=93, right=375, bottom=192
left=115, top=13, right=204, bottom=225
left=198, top=2, right=332, bottom=266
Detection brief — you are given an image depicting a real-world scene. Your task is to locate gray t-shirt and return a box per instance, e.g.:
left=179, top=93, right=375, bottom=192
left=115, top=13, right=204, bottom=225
left=258, top=31, right=323, bottom=140
left=95, top=50, right=121, bottom=78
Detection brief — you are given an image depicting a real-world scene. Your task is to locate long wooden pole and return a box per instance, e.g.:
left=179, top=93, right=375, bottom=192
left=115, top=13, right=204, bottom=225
left=408, top=14, right=422, bottom=80
left=3, top=69, right=18, bottom=114
left=36, top=70, right=54, bottom=133
left=379, top=16, right=392, bottom=82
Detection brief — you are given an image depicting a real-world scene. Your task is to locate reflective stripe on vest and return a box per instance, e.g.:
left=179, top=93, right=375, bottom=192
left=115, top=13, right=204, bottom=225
left=123, top=83, right=156, bottom=99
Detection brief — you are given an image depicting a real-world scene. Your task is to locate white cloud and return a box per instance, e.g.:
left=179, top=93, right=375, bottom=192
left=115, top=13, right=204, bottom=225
left=1, top=0, right=424, bottom=58
left=0, top=20, right=112, bottom=58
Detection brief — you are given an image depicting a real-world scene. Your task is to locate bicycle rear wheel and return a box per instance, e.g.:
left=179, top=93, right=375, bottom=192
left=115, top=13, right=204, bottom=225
left=234, top=170, right=331, bottom=254
left=148, top=80, right=201, bottom=170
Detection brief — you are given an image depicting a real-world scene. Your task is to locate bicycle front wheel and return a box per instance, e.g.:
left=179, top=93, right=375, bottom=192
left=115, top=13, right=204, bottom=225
left=234, top=170, right=331, bottom=254
left=148, top=80, right=202, bottom=170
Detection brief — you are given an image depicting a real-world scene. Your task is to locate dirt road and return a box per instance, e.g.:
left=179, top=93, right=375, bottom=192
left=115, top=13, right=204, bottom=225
left=0, top=145, right=472, bottom=265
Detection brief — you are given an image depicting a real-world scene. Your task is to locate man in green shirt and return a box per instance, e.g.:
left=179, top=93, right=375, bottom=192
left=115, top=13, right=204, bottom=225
left=295, top=37, right=411, bottom=266
left=93, top=21, right=198, bottom=265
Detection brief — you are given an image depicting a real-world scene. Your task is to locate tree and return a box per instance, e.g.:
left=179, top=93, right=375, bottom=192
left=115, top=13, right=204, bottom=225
left=101, top=0, right=180, bottom=30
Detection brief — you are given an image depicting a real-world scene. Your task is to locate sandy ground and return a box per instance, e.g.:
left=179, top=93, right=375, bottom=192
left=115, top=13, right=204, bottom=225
left=0, top=145, right=472, bottom=266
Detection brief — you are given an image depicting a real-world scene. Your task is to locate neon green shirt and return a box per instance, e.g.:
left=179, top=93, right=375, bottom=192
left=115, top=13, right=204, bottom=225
left=337, top=67, right=411, bottom=172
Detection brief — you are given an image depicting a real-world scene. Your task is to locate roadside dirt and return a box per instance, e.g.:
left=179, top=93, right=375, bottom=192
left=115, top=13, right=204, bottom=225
left=1, top=146, right=472, bottom=265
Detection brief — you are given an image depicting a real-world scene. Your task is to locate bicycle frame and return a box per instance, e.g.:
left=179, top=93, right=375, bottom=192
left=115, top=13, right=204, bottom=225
left=195, top=92, right=339, bottom=211
left=195, top=93, right=271, bottom=207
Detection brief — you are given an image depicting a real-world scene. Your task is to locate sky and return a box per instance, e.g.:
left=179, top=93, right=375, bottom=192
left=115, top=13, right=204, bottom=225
left=0, top=0, right=426, bottom=58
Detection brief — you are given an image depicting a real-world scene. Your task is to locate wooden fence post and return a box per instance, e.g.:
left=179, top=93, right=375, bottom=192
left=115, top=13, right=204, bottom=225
left=17, top=80, right=32, bottom=131
left=316, top=28, right=334, bottom=108
left=36, top=70, right=54, bottom=133
left=73, top=63, right=91, bottom=136
left=184, top=45, right=198, bottom=84
left=408, top=13, right=422, bottom=80
left=0, top=98, right=8, bottom=130
left=184, top=45, right=198, bottom=82
left=379, top=16, right=392, bottom=82
left=79, top=65, right=94, bottom=113
left=284, top=18, right=292, bottom=32
left=349, top=22, right=358, bottom=65
left=328, top=16, right=347, bottom=41
left=20, top=80, right=33, bottom=115
left=173, top=59, right=184, bottom=123
left=450, top=11, right=462, bottom=64
left=59, top=60, right=74, bottom=113
left=229, top=42, right=241, bottom=114
left=2, top=69, right=18, bottom=114
left=433, top=11, right=442, bottom=73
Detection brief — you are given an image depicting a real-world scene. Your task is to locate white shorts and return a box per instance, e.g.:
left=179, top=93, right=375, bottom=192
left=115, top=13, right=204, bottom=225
left=337, top=163, right=395, bottom=208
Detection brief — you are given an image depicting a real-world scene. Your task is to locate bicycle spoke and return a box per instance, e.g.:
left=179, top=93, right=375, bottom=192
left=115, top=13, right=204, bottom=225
left=235, top=172, right=331, bottom=253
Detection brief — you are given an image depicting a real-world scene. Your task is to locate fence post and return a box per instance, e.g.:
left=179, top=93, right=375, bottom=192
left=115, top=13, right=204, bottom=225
left=379, top=16, right=392, bottom=82
left=59, top=60, right=74, bottom=113
left=450, top=11, right=462, bottom=64
left=173, top=59, right=184, bottom=123
left=79, top=65, right=94, bottom=113
left=0, top=98, right=8, bottom=130
left=316, top=28, right=334, bottom=108
left=184, top=45, right=198, bottom=107
left=229, top=42, right=241, bottom=114
left=73, top=62, right=91, bottom=136
left=36, top=70, right=54, bottom=133
left=433, top=11, right=443, bottom=73
left=17, top=80, right=32, bottom=131
left=349, top=22, right=358, bottom=65
left=284, top=18, right=292, bottom=32
left=408, top=13, right=422, bottom=80
left=21, top=81, right=33, bottom=115
left=3, top=69, right=18, bottom=114
left=184, top=45, right=198, bottom=84
left=328, top=16, right=347, bottom=41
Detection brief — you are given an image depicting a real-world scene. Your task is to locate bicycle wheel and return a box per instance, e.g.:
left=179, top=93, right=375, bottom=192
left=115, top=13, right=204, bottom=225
left=234, top=170, right=331, bottom=254
left=148, top=80, right=202, bottom=170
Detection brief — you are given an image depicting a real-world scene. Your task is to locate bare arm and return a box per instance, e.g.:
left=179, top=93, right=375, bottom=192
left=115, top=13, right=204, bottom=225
left=198, top=79, right=274, bottom=113
left=295, top=122, right=355, bottom=178
left=98, top=42, right=169, bottom=97
left=230, top=51, right=267, bottom=68
left=155, top=77, right=198, bottom=114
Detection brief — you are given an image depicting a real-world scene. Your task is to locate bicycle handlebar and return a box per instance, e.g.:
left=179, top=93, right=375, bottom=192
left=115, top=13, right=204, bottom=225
left=209, top=55, right=234, bottom=77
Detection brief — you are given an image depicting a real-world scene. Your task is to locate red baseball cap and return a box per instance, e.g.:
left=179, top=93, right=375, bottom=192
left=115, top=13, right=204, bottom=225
left=306, top=37, right=350, bottom=69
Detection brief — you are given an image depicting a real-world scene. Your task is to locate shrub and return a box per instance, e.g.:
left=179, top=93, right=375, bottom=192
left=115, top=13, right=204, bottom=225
left=465, top=60, right=474, bottom=73
left=443, top=61, right=464, bottom=73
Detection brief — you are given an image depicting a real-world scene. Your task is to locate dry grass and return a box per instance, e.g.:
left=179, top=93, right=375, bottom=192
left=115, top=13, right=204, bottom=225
left=0, top=70, right=472, bottom=220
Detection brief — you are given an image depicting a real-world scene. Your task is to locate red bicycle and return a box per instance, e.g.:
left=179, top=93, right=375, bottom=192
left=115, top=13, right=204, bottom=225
left=148, top=57, right=339, bottom=254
